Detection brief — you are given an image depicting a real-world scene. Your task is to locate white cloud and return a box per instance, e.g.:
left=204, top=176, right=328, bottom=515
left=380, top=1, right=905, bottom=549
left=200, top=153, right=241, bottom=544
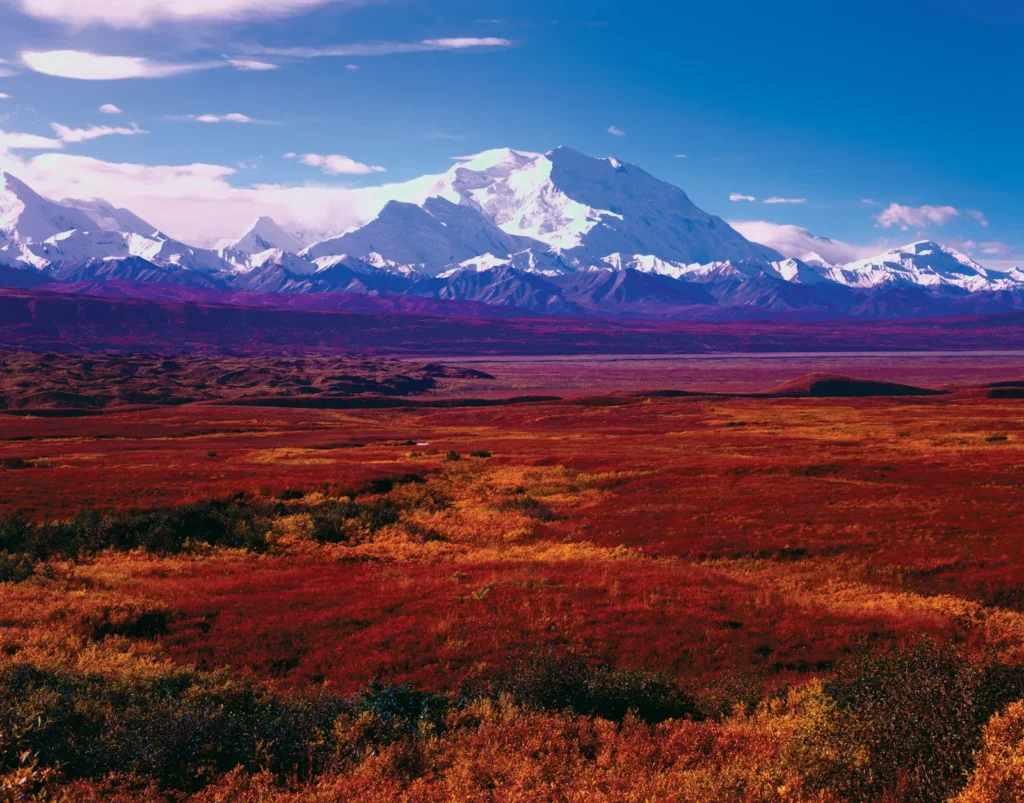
left=0, top=129, right=64, bottom=151
left=98, top=103, right=122, bottom=114
left=345, top=64, right=359, bottom=71
left=0, top=149, right=431, bottom=247
left=607, top=125, right=626, bottom=137
left=729, top=193, right=756, bottom=202
left=861, top=198, right=877, bottom=205
left=763, top=196, right=806, bottom=205
left=673, top=153, right=687, bottom=158
left=287, top=152, right=386, bottom=175
left=228, top=59, right=278, bottom=71
left=176, top=113, right=257, bottom=124
left=50, top=122, right=147, bottom=143
left=0, top=93, right=11, bottom=100
left=875, top=202, right=960, bottom=229
left=21, top=50, right=221, bottom=80
left=251, top=37, right=513, bottom=58
left=13, top=0, right=355, bottom=28
left=729, top=220, right=883, bottom=266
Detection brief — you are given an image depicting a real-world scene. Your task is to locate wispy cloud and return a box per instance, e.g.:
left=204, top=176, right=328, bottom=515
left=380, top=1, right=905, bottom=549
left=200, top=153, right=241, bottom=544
left=171, top=113, right=272, bottom=124
left=875, top=203, right=961, bottom=229
left=285, top=152, right=386, bottom=175
left=21, top=50, right=221, bottom=80
left=673, top=153, right=687, bottom=158
left=228, top=58, right=279, bottom=72
left=0, top=94, right=11, bottom=100
left=12, top=0, right=357, bottom=29
left=607, top=125, right=626, bottom=137
left=345, top=64, right=359, bottom=71
left=0, top=129, right=64, bottom=151
left=98, top=103, right=122, bottom=114
left=966, top=209, right=989, bottom=227
left=50, top=121, right=147, bottom=143
left=763, top=196, right=806, bottom=205
left=250, top=37, right=513, bottom=59
left=729, top=192, right=756, bottom=202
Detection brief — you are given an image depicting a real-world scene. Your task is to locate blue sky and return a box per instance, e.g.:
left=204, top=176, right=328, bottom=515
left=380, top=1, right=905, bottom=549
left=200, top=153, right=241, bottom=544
left=0, top=0, right=1020, bottom=264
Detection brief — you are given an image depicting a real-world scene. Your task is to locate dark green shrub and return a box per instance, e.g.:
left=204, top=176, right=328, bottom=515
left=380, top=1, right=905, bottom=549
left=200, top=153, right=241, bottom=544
left=0, top=551, right=36, bottom=584
left=79, top=601, right=176, bottom=641
left=795, top=640, right=1024, bottom=803
left=513, top=496, right=556, bottom=521
left=310, top=500, right=360, bottom=544
left=0, top=664, right=348, bottom=792
left=361, top=500, right=401, bottom=531
left=0, top=499, right=274, bottom=560
left=490, top=651, right=699, bottom=724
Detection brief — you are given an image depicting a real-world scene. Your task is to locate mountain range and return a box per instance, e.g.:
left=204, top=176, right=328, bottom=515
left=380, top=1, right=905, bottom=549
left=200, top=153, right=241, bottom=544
left=2, top=148, right=1022, bottom=320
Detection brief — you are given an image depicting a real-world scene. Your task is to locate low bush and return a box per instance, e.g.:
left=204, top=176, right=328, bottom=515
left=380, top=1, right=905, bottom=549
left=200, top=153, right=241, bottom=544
left=0, top=551, right=36, bottom=584
left=489, top=651, right=700, bottom=724
left=79, top=600, right=177, bottom=641
left=954, top=700, right=1024, bottom=802
left=0, top=664, right=348, bottom=792
left=793, top=640, right=1024, bottom=803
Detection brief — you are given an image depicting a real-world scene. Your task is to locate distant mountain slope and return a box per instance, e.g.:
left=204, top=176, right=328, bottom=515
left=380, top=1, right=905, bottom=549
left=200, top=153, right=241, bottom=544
left=2, top=284, right=1024, bottom=356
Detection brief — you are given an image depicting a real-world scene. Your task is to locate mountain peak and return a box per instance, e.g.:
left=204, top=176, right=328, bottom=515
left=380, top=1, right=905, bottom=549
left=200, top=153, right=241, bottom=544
left=228, top=216, right=302, bottom=255
left=1, top=170, right=98, bottom=245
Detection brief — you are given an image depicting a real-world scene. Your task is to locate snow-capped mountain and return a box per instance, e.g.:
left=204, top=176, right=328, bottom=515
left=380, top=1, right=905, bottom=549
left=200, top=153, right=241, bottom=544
left=303, top=147, right=780, bottom=272
left=61, top=198, right=159, bottom=237
left=10, top=227, right=231, bottom=274
left=302, top=196, right=534, bottom=275
left=2, top=153, right=1023, bottom=321
left=222, top=216, right=303, bottom=255
left=1, top=169, right=233, bottom=274
left=825, top=241, right=1019, bottom=292
left=1, top=171, right=98, bottom=245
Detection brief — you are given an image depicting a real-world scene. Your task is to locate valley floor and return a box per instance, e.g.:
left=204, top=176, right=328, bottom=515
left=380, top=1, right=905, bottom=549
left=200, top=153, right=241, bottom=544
left=2, top=356, right=1024, bottom=801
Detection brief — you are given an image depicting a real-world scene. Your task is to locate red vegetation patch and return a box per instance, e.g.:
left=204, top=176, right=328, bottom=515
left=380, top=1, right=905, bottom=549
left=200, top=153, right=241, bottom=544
left=147, top=556, right=933, bottom=693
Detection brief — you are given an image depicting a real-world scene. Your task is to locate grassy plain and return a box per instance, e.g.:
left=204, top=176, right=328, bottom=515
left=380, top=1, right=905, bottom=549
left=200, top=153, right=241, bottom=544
left=2, top=355, right=1024, bottom=801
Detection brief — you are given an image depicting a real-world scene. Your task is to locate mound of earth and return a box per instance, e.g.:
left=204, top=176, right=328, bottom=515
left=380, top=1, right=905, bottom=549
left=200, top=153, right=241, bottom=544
left=979, top=380, right=1024, bottom=399
left=768, top=373, right=944, bottom=398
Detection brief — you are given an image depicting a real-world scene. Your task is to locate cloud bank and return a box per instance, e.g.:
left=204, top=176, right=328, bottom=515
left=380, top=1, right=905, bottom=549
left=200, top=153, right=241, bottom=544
left=875, top=203, right=960, bottom=229
left=14, top=0, right=354, bottom=29
left=730, top=220, right=882, bottom=265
